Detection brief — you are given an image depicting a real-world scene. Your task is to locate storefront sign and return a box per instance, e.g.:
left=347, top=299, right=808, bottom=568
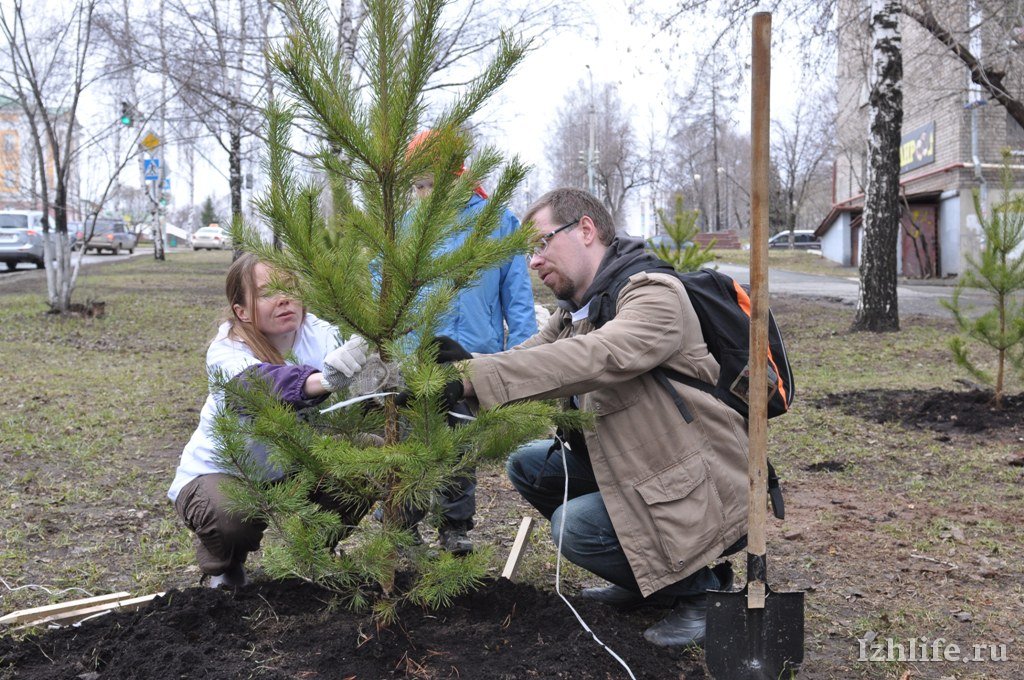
left=900, top=122, right=935, bottom=174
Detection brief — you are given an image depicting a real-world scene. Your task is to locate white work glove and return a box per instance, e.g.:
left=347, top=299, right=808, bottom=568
left=320, top=335, right=369, bottom=392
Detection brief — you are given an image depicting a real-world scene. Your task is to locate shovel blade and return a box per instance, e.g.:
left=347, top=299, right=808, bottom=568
left=704, top=586, right=804, bottom=679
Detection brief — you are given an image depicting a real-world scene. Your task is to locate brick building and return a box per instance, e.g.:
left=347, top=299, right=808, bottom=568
left=818, top=2, right=1024, bottom=277
left=0, top=96, right=81, bottom=219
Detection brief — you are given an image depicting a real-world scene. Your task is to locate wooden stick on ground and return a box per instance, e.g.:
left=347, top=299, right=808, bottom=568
left=0, top=591, right=131, bottom=626
left=2, top=592, right=164, bottom=630
left=23, top=593, right=165, bottom=629
left=501, top=516, right=535, bottom=581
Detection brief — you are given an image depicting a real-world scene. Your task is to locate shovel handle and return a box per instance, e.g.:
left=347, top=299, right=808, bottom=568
left=747, top=11, right=772, bottom=609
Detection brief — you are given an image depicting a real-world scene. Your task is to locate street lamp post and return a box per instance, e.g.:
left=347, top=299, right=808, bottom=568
left=585, top=64, right=596, bottom=195
left=693, top=173, right=705, bottom=230
left=716, top=166, right=725, bottom=231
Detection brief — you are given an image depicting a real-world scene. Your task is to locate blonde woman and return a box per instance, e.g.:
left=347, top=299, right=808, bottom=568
left=168, top=254, right=368, bottom=588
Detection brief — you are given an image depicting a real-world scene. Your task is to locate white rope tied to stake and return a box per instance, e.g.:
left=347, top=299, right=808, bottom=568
left=552, top=435, right=638, bottom=680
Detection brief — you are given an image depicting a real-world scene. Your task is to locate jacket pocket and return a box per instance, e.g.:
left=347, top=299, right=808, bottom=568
left=588, top=387, right=641, bottom=416
left=633, top=454, right=725, bottom=572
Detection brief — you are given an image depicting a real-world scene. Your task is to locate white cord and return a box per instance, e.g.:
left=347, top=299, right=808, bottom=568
left=0, top=575, right=93, bottom=599
left=319, top=401, right=637, bottom=677
left=319, top=393, right=475, bottom=420
left=552, top=436, right=638, bottom=680
left=398, top=419, right=639, bottom=676
left=319, top=391, right=400, bottom=413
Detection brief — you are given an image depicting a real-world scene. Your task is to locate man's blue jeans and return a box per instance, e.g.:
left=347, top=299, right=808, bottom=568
left=506, top=439, right=720, bottom=598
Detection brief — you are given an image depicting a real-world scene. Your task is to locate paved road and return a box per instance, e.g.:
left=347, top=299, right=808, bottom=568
left=715, top=263, right=987, bottom=318
left=0, top=249, right=986, bottom=319
left=0, top=248, right=158, bottom=277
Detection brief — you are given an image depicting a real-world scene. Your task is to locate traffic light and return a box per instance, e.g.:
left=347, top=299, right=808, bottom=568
left=120, top=101, right=133, bottom=127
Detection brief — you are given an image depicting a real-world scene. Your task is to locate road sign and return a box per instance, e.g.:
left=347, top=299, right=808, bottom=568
left=162, top=178, right=170, bottom=191
left=144, top=158, right=160, bottom=181
left=140, top=131, right=161, bottom=151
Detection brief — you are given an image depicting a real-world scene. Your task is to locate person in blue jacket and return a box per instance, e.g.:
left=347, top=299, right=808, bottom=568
left=403, top=130, right=538, bottom=553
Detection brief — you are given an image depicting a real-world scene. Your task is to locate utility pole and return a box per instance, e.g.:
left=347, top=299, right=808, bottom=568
left=154, top=0, right=167, bottom=260
left=586, top=64, right=596, bottom=195
left=711, top=75, right=722, bottom=232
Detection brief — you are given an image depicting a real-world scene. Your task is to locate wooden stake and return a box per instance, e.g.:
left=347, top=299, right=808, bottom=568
left=3, top=592, right=164, bottom=630
left=0, top=591, right=131, bottom=626
left=747, top=10, right=772, bottom=611
left=500, top=516, right=535, bottom=581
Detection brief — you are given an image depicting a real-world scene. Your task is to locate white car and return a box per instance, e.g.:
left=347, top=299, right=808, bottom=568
left=192, top=226, right=232, bottom=250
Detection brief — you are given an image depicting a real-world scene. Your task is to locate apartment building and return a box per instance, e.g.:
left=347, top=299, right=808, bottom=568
left=818, top=2, right=1024, bottom=277
left=0, top=96, right=80, bottom=219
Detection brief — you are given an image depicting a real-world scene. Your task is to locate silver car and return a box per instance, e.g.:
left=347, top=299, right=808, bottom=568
left=0, top=210, right=46, bottom=270
left=84, top=220, right=138, bottom=255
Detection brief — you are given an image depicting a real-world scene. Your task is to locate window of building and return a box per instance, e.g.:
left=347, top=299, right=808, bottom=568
left=1007, top=111, right=1024, bottom=151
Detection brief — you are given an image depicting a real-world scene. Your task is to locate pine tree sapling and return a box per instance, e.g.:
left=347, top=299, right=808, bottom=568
left=210, top=0, right=589, bottom=620
left=942, top=156, right=1024, bottom=407
left=647, top=194, right=716, bottom=272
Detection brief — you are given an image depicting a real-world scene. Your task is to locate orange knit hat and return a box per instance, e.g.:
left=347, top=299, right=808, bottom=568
left=407, top=130, right=488, bottom=199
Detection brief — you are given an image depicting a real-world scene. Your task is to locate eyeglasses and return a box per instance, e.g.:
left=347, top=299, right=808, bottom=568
left=529, top=218, right=579, bottom=257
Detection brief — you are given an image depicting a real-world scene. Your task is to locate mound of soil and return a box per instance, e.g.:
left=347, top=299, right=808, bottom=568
left=0, top=578, right=702, bottom=679
left=815, top=388, right=1024, bottom=436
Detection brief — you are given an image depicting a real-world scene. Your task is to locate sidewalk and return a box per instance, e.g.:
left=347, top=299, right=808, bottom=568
left=716, top=263, right=984, bottom=318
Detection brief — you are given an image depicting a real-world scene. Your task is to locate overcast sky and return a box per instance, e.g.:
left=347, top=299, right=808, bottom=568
left=476, top=1, right=807, bottom=230
left=74, top=0, right=811, bottom=234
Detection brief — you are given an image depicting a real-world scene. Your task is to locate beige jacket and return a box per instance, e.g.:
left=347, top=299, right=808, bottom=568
left=469, top=271, right=749, bottom=595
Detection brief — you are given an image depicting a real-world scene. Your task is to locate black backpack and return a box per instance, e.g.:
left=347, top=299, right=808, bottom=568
left=586, top=260, right=794, bottom=519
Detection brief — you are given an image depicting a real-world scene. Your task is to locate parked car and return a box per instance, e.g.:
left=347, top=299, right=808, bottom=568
left=192, top=226, right=232, bottom=250
left=84, top=220, right=138, bottom=255
left=768, top=230, right=820, bottom=249
left=68, top=221, right=84, bottom=251
left=0, top=210, right=46, bottom=270
left=646, top=233, right=695, bottom=251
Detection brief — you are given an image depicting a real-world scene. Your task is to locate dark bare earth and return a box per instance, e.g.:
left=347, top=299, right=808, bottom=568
left=816, top=388, right=1024, bottom=437
left=0, top=578, right=700, bottom=679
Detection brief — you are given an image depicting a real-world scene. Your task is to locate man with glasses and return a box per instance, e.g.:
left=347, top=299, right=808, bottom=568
left=447, top=187, right=749, bottom=647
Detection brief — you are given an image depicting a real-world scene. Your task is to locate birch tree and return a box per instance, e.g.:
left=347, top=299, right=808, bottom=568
left=853, top=0, right=903, bottom=332
left=0, top=1, right=95, bottom=312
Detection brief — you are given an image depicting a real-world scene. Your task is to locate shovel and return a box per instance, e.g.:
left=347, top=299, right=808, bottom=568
left=704, top=12, right=804, bottom=679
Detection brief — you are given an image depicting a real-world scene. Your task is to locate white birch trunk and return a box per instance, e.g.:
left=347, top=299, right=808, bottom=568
left=854, top=0, right=903, bottom=332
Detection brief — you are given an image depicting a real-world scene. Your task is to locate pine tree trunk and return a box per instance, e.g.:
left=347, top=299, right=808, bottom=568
left=995, top=293, right=1006, bottom=406
left=853, top=0, right=903, bottom=333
